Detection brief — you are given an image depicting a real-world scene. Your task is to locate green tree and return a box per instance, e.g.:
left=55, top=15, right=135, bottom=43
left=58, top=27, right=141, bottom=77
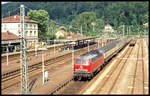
left=71, top=12, right=97, bottom=36
left=48, top=20, right=59, bottom=40
left=27, top=9, right=49, bottom=40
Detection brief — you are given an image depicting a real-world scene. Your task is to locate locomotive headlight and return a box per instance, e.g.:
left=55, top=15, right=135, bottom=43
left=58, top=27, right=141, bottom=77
left=80, top=65, right=83, bottom=69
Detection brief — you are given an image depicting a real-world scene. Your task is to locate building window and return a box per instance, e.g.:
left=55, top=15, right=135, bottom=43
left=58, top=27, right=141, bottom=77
left=26, top=31, right=28, bottom=36
left=25, top=24, right=28, bottom=27
left=18, top=30, right=21, bottom=34
left=34, top=25, right=36, bottom=29
left=30, top=24, right=32, bottom=28
left=30, top=31, right=32, bottom=36
left=4, top=24, right=7, bottom=30
left=34, top=31, right=36, bottom=36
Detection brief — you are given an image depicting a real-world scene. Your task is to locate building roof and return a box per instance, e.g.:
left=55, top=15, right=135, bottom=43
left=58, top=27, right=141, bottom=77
left=58, top=26, right=66, bottom=30
left=57, top=30, right=68, bottom=36
left=2, top=15, right=38, bottom=23
left=2, top=32, right=20, bottom=40
left=105, top=24, right=111, bottom=27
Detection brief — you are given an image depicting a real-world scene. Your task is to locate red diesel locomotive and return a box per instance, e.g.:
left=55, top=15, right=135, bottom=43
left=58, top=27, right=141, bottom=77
left=73, top=50, right=104, bottom=80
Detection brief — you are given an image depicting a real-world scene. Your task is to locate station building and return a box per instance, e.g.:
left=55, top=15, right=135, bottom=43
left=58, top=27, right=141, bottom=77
left=2, top=31, right=20, bottom=53
left=2, top=15, right=38, bottom=49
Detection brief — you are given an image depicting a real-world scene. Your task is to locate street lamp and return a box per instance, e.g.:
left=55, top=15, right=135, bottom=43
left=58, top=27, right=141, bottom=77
left=69, top=42, right=76, bottom=70
left=38, top=47, right=48, bottom=84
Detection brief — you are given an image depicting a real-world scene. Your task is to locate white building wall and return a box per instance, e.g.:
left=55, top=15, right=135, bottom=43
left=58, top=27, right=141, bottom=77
left=2, top=23, right=19, bottom=35
left=2, top=22, right=38, bottom=48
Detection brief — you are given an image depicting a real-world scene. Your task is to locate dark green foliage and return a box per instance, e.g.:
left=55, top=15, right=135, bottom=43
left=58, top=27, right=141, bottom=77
left=2, top=2, right=148, bottom=36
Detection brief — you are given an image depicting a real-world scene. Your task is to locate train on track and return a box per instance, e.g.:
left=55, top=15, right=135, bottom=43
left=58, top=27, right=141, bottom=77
left=73, top=38, right=130, bottom=80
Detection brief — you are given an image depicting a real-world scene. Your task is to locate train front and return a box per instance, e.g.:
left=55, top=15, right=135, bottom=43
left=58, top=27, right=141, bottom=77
left=73, top=57, right=92, bottom=80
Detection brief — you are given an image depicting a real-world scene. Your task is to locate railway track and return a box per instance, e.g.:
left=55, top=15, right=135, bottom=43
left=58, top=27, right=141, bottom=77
left=2, top=57, right=73, bottom=90
left=2, top=43, right=98, bottom=90
left=53, top=80, right=89, bottom=94
left=2, top=39, right=122, bottom=93
left=1, top=45, right=62, bottom=63
left=91, top=42, right=134, bottom=94
left=141, top=39, right=145, bottom=94
left=131, top=39, right=145, bottom=94
left=108, top=45, right=134, bottom=94
left=2, top=41, right=103, bottom=79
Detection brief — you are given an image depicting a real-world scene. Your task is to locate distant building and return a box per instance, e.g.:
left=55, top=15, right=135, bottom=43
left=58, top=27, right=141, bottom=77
left=2, top=31, right=20, bottom=53
left=2, top=15, right=38, bottom=48
left=104, top=24, right=114, bottom=33
left=55, top=30, right=68, bottom=39
left=143, top=22, right=148, bottom=27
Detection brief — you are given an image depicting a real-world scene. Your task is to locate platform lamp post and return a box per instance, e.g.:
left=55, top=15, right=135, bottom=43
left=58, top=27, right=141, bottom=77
left=54, top=40, right=56, bottom=54
left=6, top=43, right=13, bottom=66
left=69, top=42, right=76, bottom=70
left=35, top=45, right=38, bottom=57
left=86, top=40, right=91, bottom=52
left=98, top=38, right=100, bottom=48
left=38, top=47, right=48, bottom=84
left=6, top=46, right=9, bottom=66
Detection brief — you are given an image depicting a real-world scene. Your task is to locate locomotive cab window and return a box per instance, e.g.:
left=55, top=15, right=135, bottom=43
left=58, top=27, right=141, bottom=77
left=76, top=59, right=81, bottom=64
left=82, top=59, right=88, bottom=65
left=76, top=59, right=89, bottom=65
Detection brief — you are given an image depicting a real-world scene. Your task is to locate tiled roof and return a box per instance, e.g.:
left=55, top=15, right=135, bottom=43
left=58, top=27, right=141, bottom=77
left=2, top=15, right=38, bottom=23
left=57, top=30, right=68, bottom=36
left=59, top=26, right=66, bottom=30
left=2, top=32, right=20, bottom=40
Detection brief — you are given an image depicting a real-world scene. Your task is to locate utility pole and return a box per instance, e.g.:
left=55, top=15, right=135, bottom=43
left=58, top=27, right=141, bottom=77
left=9, top=11, right=10, bottom=20
left=123, top=25, right=125, bottom=38
left=47, top=17, right=50, bottom=44
left=127, top=26, right=128, bottom=36
left=81, top=25, right=83, bottom=36
left=20, top=5, right=29, bottom=94
left=144, top=26, right=146, bottom=36
left=129, top=26, right=130, bottom=36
